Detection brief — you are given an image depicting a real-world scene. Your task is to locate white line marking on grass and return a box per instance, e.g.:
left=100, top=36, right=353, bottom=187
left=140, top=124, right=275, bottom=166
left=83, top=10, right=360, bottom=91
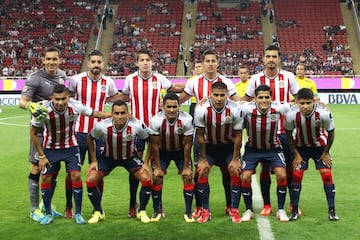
left=0, top=115, right=28, bottom=127
left=252, top=174, right=275, bottom=240
left=336, top=128, right=360, bottom=130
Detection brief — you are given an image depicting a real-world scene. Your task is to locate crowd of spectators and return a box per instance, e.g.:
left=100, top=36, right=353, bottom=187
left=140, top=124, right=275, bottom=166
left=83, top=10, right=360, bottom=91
left=0, top=0, right=97, bottom=77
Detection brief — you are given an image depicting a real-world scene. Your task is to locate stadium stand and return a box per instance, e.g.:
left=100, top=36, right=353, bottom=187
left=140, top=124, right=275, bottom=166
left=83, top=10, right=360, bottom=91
left=273, top=0, right=354, bottom=75
left=106, top=1, right=183, bottom=76
left=0, top=0, right=97, bottom=76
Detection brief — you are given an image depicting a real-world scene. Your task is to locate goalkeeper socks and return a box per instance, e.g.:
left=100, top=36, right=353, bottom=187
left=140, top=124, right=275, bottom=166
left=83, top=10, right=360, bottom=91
left=28, top=173, right=40, bottom=211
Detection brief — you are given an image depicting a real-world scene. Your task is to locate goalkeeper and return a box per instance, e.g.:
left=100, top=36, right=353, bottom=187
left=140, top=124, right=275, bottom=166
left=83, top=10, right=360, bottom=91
left=19, top=47, right=66, bottom=222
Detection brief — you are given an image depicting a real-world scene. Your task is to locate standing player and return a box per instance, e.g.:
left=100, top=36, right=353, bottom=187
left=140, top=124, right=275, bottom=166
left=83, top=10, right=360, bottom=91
left=32, top=84, right=111, bottom=225
left=285, top=88, right=339, bottom=221
left=194, top=82, right=243, bottom=223
left=118, top=49, right=184, bottom=218
left=179, top=50, right=241, bottom=219
left=148, top=93, right=195, bottom=223
left=65, top=50, right=120, bottom=218
left=19, top=47, right=65, bottom=221
left=241, top=45, right=299, bottom=216
left=235, top=65, right=250, bottom=97
left=85, top=100, right=153, bottom=224
left=240, top=85, right=290, bottom=222
left=295, top=63, right=319, bottom=102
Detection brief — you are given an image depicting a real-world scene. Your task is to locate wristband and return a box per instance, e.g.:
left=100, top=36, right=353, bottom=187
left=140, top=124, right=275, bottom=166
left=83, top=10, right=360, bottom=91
left=38, top=155, right=46, bottom=159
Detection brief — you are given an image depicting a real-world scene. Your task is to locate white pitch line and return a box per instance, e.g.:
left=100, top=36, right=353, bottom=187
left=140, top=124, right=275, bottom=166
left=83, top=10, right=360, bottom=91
left=252, top=174, right=275, bottom=240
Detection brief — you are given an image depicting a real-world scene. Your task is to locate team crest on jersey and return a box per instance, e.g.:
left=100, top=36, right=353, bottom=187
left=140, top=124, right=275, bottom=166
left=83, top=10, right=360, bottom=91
left=126, top=134, right=133, bottom=141
left=314, top=119, right=321, bottom=127
left=59, top=77, right=65, bottom=85
left=225, top=116, right=232, bottom=124
left=152, top=81, right=158, bottom=89
left=271, top=114, right=277, bottom=121
left=69, top=114, right=75, bottom=122
left=101, top=84, right=106, bottom=92
left=177, top=127, right=184, bottom=134
left=278, top=80, right=285, bottom=88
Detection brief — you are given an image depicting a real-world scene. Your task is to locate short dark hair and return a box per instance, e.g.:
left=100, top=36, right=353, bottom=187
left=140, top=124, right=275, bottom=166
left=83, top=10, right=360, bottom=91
left=43, top=47, right=61, bottom=57
left=202, top=50, right=217, bottom=61
left=211, top=81, right=227, bottom=91
left=52, top=84, right=68, bottom=94
left=296, top=88, right=314, bottom=100
left=163, top=92, right=179, bottom=104
left=265, top=45, right=281, bottom=56
left=136, top=49, right=153, bottom=61
left=112, top=100, right=128, bottom=111
left=88, top=49, right=103, bottom=59
left=255, top=84, right=272, bottom=96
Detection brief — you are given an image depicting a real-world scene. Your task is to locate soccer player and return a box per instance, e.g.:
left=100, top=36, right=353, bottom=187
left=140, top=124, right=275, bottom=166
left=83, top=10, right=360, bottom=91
left=193, top=82, right=243, bottom=223
left=148, top=93, right=195, bottom=223
left=31, top=84, right=111, bottom=225
left=118, top=49, right=184, bottom=218
left=179, top=50, right=241, bottom=219
left=240, top=84, right=290, bottom=222
left=284, top=88, right=339, bottom=221
left=235, top=66, right=250, bottom=97
left=65, top=50, right=120, bottom=218
left=85, top=100, right=153, bottom=224
left=19, top=47, right=66, bottom=222
left=295, top=63, right=319, bottom=102
left=241, top=45, right=299, bottom=216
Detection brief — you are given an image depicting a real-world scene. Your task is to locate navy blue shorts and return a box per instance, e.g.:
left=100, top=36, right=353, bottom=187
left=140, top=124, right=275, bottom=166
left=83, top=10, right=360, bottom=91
left=296, top=147, right=331, bottom=170
left=158, top=150, right=192, bottom=174
left=42, top=146, right=82, bottom=176
left=77, top=132, right=104, bottom=164
left=205, top=143, right=234, bottom=166
left=242, top=147, right=286, bottom=171
left=98, top=155, right=143, bottom=175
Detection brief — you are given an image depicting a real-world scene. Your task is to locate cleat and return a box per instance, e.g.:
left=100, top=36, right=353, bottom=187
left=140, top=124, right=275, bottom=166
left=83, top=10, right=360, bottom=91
left=231, top=208, right=241, bottom=223
left=276, top=209, right=289, bottom=222
left=184, top=213, right=195, bottom=223
left=192, top=206, right=202, bottom=219
left=159, top=206, right=165, bottom=218
left=260, top=204, right=273, bottom=216
left=88, top=211, right=105, bottom=224
left=289, top=211, right=299, bottom=221
left=241, top=209, right=254, bottom=222
left=197, top=209, right=211, bottom=223
left=65, top=207, right=74, bottom=219
left=137, top=210, right=150, bottom=223
left=30, top=208, right=45, bottom=222
left=74, top=214, right=86, bottom=224
left=328, top=209, right=339, bottom=221
left=128, top=203, right=138, bottom=218
left=290, top=204, right=302, bottom=216
left=150, top=212, right=162, bottom=222
left=225, top=205, right=232, bottom=215
left=39, top=201, right=63, bottom=218
left=40, top=214, right=54, bottom=225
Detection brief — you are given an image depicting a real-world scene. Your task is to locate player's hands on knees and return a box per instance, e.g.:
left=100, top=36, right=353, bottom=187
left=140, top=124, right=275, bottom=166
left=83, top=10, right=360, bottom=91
left=153, top=167, right=164, bottom=181
left=228, top=159, right=242, bottom=177
left=197, top=159, right=210, bottom=178
left=26, top=101, right=48, bottom=120
left=181, top=166, right=193, bottom=182
left=39, top=157, right=51, bottom=174
left=292, top=154, right=303, bottom=170
left=319, top=152, right=332, bottom=168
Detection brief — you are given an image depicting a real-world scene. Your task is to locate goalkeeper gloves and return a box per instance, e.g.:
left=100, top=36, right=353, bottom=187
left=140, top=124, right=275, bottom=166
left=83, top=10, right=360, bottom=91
left=25, top=101, right=48, bottom=120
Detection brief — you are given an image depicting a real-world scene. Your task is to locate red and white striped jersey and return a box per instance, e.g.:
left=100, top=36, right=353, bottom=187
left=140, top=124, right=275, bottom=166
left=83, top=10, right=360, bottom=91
left=123, top=72, right=173, bottom=126
left=284, top=104, right=335, bottom=147
left=246, top=70, right=299, bottom=134
left=90, top=118, right=149, bottom=160
left=68, top=72, right=118, bottom=133
left=194, top=100, right=243, bottom=145
left=149, top=110, right=194, bottom=151
left=241, top=102, right=290, bottom=150
left=184, top=74, right=237, bottom=101
left=31, top=98, right=94, bottom=149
